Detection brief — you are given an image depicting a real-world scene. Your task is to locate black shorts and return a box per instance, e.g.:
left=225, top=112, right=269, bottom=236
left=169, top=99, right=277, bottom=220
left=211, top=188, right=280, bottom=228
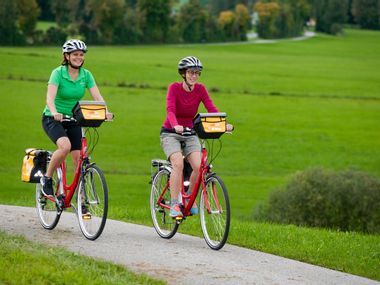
left=42, top=115, right=82, bottom=151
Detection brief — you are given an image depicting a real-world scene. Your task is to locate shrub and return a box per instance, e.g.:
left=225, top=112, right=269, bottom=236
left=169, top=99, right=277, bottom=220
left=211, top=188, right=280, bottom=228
left=254, top=168, right=380, bottom=233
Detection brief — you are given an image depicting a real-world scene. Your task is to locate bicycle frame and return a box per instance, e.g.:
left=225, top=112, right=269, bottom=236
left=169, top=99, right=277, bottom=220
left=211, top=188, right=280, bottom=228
left=47, top=128, right=89, bottom=209
left=156, top=141, right=215, bottom=218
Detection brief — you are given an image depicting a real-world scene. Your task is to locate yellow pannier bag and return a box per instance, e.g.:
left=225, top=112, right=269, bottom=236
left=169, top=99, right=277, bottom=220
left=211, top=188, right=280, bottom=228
left=193, top=113, right=227, bottom=139
left=72, top=101, right=106, bottom=127
left=21, top=148, right=48, bottom=183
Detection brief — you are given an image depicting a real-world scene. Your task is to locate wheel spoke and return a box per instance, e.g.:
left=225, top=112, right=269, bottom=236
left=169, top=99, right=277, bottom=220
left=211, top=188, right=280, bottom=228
left=35, top=165, right=61, bottom=230
left=150, top=169, right=179, bottom=239
left=77, top=165, right=108, bottom=240
left=200, top=175, right=230, bottom=250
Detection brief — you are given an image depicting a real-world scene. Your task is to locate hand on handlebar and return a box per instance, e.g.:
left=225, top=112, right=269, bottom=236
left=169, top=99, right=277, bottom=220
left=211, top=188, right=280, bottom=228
left=174, top=125, right=195, bottom=136
left=106, top=112, right=114, bottom=121
left=61, top=115, right=77, bottom=122
left=174, top=125, right=184, bottom=134
left=226, top=123, right=234, bottom=133
left=52, top=112, right=63, bottom=122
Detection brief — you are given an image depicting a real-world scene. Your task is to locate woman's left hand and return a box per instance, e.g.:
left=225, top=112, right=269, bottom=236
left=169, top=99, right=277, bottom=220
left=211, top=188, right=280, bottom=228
left=226, top=123, right=234, bottom=132
left=106, top=112, right=114, bottom=121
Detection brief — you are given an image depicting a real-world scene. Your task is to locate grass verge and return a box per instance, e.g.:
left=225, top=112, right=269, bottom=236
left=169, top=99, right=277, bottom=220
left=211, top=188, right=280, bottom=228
left=0, top=230, right=166, bottom=285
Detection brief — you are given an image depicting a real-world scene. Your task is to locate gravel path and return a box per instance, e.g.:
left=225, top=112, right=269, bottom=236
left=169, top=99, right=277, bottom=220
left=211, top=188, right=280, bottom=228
left=1, top=205, right=378, bottom=285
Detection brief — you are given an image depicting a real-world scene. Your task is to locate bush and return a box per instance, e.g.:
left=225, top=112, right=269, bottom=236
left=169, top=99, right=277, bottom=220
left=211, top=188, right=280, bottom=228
left=254, top=168, right=380, bottom=233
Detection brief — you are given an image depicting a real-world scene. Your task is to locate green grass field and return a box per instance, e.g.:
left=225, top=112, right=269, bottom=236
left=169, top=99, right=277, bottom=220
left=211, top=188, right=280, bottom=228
left=0, top=29, right=379, bottom=280
left=0, top=231, right=166, bottom=285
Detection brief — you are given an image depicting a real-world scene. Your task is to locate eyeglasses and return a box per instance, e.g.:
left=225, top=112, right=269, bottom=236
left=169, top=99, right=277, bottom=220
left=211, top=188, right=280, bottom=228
left=187, top=70, right=201, bottom=76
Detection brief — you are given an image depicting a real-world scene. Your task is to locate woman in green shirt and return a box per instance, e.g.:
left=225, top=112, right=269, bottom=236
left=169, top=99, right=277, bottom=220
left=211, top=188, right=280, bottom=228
left=41, top=39, right=113, bottom=198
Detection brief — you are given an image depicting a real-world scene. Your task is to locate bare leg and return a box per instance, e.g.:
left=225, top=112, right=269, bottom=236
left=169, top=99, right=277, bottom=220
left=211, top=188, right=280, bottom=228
left=169, top=152, right=184, bottom=201
left=186, top=151, right=201, bottom=196
left=46, top=137, right=71, bottom=178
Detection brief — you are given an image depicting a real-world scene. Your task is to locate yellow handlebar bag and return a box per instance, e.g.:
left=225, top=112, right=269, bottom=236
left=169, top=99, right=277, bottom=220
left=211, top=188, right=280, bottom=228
left=193, top=113, right=227, bottom=139
left=72, top=101, right=106, bottom=127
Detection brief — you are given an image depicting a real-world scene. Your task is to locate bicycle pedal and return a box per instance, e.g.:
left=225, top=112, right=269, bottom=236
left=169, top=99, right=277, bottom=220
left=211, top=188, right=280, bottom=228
left=175, top=216, right=183, bottom=221
left=82, top=214, right=92, bottom=220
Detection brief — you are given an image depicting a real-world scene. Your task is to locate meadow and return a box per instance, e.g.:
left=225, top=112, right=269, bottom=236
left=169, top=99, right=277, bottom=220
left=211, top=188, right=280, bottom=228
left=0, top=29, right=379, bottom=280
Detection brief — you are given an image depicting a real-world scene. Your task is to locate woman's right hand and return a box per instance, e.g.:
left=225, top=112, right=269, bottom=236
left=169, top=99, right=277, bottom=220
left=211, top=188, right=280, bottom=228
left=174, top=125, right=184, bottom=134
left=52, top=112, right=63, bottom=121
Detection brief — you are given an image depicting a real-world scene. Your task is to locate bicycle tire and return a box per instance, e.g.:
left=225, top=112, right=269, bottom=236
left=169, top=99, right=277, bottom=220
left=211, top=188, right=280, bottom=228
left=35, top=167, right=61, bottom=230
left=200, top=174, right=230, bottom=250
left=77, top=164, right=108, bottom=240
left=150, top=168, right=179, bottom=239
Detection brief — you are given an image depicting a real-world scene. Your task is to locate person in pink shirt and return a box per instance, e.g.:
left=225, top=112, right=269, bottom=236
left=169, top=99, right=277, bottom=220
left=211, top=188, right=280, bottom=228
left=160, top=56, right=233, bottom=218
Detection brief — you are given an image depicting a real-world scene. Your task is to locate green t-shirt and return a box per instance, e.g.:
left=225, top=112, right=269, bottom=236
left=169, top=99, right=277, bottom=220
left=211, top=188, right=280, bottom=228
left=43, top=65, right=96, bottom=116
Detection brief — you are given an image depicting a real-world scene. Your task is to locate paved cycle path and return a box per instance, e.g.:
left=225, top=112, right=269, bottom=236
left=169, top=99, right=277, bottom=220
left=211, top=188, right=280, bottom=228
left=1, top=205, right=378, bottom=285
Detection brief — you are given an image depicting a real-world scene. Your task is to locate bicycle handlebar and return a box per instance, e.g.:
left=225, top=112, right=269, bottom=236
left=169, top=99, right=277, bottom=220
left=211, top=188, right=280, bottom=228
left=182, top=127, right=196, bottom=137
left=61, top=115, right=114, bottom=123
left=177, top=127, right=233, bottom=137
left=61, top=115, right=77, bottom=122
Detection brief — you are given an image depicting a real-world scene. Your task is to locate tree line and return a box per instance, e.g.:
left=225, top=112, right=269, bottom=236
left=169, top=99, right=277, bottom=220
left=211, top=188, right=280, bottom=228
left=0, top=0, right=379, bottom=46
left=254, top=0, right=380, bottom=38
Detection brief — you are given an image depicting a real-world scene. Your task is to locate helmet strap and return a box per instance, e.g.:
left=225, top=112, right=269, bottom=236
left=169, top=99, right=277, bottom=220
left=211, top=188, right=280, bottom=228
left=68, top=57, right=84, bottom=69
left=181, top=72, right=194, bottom=92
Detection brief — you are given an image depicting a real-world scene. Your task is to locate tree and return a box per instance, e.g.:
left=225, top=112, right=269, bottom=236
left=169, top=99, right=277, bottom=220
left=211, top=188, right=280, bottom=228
left=217, top=4, right=251, bottom=41
left=0, top=0, right=25, bottom=45
left=277, top=0, right=310, bottom=38
left=218, top=10, right=239, bottom=40
left=51, top=0, right=80, bottom=28
left=177, top=0, right=209, bottom=43
left=17, top=0, right=41, bottom=39
left=137, top=0, right=173, bottom=43
left=314, top=0, right=348, bottom=34
left=37, top=0, right=54, bottom=21
left=85, top=0, right=126, bottom=44
left=114, top=6, right=142, bottom=44
left=254, top=1, right=281, bottom=38
left=235, top=3, right=251, bottom=40
left=352, top=0, right=380, bottom=29
left=254, top=0, right=310, bottom=39
left=208, top=0, right=250, bottom=14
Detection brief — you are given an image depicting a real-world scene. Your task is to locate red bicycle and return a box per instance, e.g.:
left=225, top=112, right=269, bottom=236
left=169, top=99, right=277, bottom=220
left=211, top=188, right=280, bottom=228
left=36, top=101, right=110, bottom=240
left=150, top=113, right=231, bottom=250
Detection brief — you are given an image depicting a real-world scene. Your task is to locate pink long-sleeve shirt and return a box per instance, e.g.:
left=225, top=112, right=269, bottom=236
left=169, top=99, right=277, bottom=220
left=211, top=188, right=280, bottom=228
left=162, top=82, right=218, bottom=129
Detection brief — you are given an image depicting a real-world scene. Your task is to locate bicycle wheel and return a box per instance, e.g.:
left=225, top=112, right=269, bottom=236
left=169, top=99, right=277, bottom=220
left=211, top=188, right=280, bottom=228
left=150, top=169, right=179, bottom=239
left=200, top=174, right=230, bottom=250
left=35, top=167, right=61, bottom=230
left=77, top=164, right=108, bottom=240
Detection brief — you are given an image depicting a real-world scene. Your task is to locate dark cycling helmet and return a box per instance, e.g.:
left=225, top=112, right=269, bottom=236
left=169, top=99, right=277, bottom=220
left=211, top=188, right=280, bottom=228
left=178, top=56, right=203, bottom=74
left=62, top=39, right=87, bottom=54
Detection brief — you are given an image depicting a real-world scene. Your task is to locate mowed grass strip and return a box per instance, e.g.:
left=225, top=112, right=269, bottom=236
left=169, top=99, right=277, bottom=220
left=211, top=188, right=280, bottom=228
left=0, top=231, right=166, bottom=285
left=1, top=29, right=380, bottom=98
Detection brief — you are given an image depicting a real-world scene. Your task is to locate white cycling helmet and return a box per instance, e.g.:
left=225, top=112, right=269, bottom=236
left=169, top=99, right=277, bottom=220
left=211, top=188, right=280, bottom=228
left=178, top=56, right=203, bottom=74
left=62, top=39, right=87, bottom=54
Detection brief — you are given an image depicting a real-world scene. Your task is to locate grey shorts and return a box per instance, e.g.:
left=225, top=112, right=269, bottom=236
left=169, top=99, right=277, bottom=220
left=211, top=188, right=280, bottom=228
left=160, top=132, right=201, bottom=159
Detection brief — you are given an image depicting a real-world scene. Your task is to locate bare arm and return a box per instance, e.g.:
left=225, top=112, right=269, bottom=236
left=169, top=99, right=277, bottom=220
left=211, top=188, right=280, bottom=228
left=46, top=84, right=62, bottom=121
left=88, top=85, right=104, bottom=101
